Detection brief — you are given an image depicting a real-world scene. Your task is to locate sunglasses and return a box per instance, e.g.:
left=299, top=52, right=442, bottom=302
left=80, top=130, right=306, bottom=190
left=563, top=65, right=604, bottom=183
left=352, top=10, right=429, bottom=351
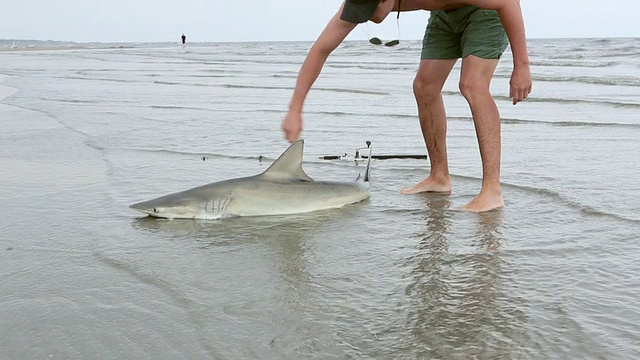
left=367, top=0, right=402, bottom=47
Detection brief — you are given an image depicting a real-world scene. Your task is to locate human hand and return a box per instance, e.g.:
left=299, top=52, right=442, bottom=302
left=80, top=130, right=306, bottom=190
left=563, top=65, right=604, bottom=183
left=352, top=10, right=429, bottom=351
left=509, top=63, right=532, bottom=105
left=282, top=110, right=303, bottom=143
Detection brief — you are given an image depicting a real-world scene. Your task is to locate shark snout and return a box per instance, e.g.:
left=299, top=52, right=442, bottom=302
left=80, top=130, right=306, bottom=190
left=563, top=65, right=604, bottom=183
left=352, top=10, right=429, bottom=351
left=129, top=201, right=156, bottom=215
left=129, top=196, right=205, bottom=219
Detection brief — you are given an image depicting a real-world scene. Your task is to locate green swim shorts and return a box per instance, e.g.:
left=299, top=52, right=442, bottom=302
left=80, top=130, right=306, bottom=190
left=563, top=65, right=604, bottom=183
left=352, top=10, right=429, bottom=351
left=421, top=5, right=509, bottom=60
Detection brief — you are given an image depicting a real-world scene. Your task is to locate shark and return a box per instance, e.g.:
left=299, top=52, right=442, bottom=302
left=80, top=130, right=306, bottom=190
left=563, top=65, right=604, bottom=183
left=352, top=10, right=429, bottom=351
left=129, top=140, right=371, bottom=220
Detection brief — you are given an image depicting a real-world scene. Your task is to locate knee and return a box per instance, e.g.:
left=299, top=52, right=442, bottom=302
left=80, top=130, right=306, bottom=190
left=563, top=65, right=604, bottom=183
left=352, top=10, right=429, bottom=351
left=458, top=77, right=491, bottom=102
left=413, top=74, right=441, bottom=104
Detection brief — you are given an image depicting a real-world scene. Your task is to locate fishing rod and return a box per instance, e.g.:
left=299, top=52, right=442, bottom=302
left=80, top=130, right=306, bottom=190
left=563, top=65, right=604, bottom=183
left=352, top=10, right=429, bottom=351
left=319, top=141, right=427, bottom=161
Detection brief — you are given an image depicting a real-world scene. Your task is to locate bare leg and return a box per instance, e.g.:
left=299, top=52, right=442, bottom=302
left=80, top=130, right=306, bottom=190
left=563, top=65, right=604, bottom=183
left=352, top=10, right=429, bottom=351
left=401, top=59, right=457, bottom=195
left=458, top=55, right=504, bottom=212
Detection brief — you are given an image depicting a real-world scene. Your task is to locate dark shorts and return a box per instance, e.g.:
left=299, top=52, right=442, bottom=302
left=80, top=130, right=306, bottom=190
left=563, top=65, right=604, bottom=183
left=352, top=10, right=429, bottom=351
left=421, top=5, right=509, bottom=60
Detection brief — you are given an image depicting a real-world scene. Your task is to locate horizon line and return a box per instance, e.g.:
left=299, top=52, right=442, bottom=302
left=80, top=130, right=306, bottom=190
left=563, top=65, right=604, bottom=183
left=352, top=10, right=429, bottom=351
left=2, top=36, right=639, bottom=44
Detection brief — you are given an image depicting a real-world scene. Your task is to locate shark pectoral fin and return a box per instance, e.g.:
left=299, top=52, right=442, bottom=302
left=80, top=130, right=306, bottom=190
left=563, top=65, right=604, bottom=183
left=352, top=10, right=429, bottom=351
left=260, top=139, right=314, bottom=181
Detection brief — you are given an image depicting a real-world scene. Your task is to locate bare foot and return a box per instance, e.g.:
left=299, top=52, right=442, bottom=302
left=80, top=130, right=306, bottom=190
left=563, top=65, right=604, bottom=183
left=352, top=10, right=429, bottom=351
left=400, top=176, right=451, bottom=194
left=460, top=190, right=504, bottom=212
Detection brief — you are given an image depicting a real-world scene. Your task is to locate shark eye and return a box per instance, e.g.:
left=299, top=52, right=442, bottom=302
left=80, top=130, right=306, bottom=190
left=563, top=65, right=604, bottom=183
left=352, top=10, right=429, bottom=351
left=152, top=208, right=158, bottom=213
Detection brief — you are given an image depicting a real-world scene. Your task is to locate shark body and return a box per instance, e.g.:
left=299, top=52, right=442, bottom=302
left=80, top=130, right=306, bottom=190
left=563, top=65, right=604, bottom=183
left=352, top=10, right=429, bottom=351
left=129, top=140, right=371, bottom=220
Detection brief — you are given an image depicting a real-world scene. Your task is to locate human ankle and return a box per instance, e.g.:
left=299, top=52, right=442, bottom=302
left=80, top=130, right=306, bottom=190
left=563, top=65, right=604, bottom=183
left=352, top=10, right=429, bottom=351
left=479, top=185, right=502, bottom=197
left=429, top=172, right=450, bottom=184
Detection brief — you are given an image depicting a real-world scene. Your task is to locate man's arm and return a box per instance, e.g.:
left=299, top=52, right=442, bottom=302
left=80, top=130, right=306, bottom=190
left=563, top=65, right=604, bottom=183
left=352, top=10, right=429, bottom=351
left=400, top=0, right=528, bottom=66
left=394, top=0, right=430, bottom=11
left=394, top=0, right=463, bottom=11
left=459, top=0, right=528, bottom=64
left=282, top=5, right=356, bottom=142
left=288, top=11, right=355, bottom=113
left=395, top=0, right=531, bottom=104
left=447, top=0, right=532, bottom=103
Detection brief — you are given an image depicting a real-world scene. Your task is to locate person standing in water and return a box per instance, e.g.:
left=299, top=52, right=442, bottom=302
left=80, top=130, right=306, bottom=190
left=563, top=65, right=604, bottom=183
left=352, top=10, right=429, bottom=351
left=181, top=34, right=186, bottom=44
left=281, top=0, right=532, bottom=212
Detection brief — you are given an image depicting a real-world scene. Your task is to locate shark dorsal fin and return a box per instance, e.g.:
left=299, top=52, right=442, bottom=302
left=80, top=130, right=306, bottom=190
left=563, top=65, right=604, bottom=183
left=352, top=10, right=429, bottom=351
left=260, top=139, right=314, bottom=181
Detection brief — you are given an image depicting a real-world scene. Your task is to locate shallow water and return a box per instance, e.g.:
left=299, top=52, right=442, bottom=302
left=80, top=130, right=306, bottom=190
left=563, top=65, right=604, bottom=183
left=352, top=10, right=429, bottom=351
left=1, top=38, right=639, bottom=359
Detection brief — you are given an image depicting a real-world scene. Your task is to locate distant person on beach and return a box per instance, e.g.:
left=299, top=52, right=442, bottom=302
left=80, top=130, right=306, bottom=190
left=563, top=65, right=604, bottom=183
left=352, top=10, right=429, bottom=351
left=181, top=34, right=186, bottom=44
left=281, top=0, right=532, bottom=212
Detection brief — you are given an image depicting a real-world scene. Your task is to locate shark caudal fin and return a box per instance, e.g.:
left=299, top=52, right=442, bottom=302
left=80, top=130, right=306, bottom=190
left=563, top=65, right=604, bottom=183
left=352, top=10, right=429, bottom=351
left=364, top=144, right=371, bottom=182
left=363, top=143, right=371, bottom=182
left=356, top=143, right=372, bottom=183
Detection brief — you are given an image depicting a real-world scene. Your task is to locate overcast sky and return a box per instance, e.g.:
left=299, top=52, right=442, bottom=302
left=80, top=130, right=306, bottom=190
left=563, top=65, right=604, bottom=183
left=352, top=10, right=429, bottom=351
left=2, top=0, right=638, bottom=43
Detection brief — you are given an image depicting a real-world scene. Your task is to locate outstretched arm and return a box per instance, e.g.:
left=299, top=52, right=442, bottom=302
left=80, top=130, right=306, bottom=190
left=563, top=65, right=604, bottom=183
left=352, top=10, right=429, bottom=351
left=282, top=5, right=357, bottom=142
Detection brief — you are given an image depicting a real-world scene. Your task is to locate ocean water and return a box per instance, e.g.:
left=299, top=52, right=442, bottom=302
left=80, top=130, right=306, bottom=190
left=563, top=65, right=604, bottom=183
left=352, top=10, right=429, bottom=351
left=0, top=38, right=639, bottom=359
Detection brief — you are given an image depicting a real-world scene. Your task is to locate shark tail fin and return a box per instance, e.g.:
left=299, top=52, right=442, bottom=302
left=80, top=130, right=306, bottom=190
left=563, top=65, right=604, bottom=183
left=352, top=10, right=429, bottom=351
left=364, top=144, right=371, bottom=182
left=356, top=143, right=372, bottom=183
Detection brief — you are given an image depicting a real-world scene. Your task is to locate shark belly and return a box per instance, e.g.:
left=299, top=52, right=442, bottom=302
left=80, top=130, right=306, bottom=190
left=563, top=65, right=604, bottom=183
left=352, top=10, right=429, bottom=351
left=224, top=180, right=369, bottom=217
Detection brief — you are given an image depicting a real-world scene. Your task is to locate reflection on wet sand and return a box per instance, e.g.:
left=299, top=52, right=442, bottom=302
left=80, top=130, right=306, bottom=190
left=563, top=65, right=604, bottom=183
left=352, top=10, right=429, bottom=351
left=130, top=206, right=364, bottom=357
left=130, top=206, right=362, bottom=280
left=404, top=195, right=529, bottom=359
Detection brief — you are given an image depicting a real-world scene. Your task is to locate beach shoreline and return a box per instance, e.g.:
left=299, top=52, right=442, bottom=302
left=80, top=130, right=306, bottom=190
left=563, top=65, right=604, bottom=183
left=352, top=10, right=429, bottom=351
left=0, top=38, right=639, bottom=360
